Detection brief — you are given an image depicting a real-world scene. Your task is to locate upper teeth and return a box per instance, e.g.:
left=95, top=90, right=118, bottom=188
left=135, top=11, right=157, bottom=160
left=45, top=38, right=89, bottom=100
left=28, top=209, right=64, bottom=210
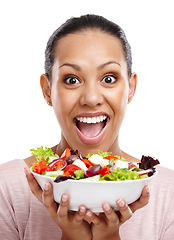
left=76, top=115, right=107, bottom=124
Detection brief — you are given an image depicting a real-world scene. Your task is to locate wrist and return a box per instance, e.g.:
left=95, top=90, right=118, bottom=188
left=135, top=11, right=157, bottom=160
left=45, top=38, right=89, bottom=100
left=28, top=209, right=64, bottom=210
left=61, top=233, right=92, bottom=240
left=61, top=233, right=72, bottom=240
left=101, top=231, right=121, bottom=240
left=108, top=233, right=121, bottom=240
left=115, top=231, right=121, bottom=240
left=108, top=235, right=120, bottom=240
left=93, top=232, right=120, bottom=240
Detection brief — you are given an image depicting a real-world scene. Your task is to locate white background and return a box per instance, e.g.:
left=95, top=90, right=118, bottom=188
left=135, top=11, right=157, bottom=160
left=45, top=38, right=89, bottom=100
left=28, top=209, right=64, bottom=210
left=0, top=0, right=174, bottom=170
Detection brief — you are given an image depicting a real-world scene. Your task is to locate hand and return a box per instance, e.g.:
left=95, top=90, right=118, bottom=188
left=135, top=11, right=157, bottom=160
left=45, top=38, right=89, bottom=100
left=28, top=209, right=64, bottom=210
left=25, top=167, right=149, bottom=240
left=25, top=167, right=92, bottom=240
left=84, top=185, right=150, bottom=240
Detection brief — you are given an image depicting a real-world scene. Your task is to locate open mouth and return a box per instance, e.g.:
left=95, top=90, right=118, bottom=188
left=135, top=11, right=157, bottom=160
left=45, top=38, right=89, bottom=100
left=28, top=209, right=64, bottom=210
left=74, top=114, right=109, bottom=144
left=76, top=115, right=107, bottom=137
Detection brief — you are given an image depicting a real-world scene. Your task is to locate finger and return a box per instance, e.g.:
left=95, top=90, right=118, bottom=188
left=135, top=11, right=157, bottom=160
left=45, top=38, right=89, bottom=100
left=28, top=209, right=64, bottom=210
left=116, top=199, right=133, bottom=223
left=85, top=210, right=104, bottom=226
left=42, top=182, right=58, bottom=221
left=129, top=185, right=150, bottom=213
left=102, top=202, right=119, bottom=226
left=24, top=167, right=43, bottom=202
left=72, top=205, right=87, bottom=224
left=57, top=194, right=70, bottom=221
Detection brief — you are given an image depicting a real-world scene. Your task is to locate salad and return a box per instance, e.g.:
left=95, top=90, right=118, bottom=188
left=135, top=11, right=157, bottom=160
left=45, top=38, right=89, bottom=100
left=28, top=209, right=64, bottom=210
left=31, top=146, right=160, bottom=183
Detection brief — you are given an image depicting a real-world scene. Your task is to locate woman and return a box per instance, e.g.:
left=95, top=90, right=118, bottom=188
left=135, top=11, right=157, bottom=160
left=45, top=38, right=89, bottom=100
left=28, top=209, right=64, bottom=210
left=0, top=14, right=174, bottom=240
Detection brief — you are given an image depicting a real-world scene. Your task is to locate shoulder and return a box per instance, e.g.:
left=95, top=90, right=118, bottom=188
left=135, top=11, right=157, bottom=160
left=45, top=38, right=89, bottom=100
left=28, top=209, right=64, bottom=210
left=122, top=151, right=140, bottom=163
left=0, top=159, right=35, bottom=221
left=0, top=159, right=31, bottom=219
left=0, top=159, right=26, bottom=178
left=0, top=159, right=29, bottom=193
left=150, top=165, right=174, bottom=201
left=155, top=165, right=174, bottom=185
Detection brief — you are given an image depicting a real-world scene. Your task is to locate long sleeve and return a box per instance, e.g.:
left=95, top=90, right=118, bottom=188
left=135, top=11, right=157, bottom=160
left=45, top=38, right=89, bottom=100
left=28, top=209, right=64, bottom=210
left=161, top=202, right=174, bottom=240
left=120, top=165, right=174, bottom=240
left=0, top=159, right=62, bottom=240
left=0, top=182, right=20, bottom=239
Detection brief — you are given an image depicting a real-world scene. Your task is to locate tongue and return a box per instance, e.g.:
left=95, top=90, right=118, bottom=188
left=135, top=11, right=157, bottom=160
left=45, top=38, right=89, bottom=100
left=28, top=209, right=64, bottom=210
left=78, top=122, right=104, bottom=137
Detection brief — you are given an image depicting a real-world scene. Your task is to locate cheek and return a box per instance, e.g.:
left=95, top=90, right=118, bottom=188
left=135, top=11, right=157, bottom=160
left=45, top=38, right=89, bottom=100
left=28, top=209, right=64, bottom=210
left=52, top=90, right=68, bottom=121
left=51, top=86, right=78, bottom=124
left=106, top=85, right=128, bottom=113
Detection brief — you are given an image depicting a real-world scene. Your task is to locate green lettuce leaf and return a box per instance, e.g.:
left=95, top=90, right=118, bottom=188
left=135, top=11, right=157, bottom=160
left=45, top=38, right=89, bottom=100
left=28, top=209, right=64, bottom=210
left=97, top=150, right=112, bottom=158
left=30, top=146, right=59, bottom=163
left=86, top=150, right=112, bottom=159
left=115, top=156, right=127, bottom=161
left=100, top=167, right=148, bottom=181
left=85, top=153, right=93, bottom=159
left=71, top=170, right=85, bottom=180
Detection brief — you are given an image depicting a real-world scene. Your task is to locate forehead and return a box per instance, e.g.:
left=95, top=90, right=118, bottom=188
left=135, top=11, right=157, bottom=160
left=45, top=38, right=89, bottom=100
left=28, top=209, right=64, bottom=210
left=53, top=30, right=126, bottom=69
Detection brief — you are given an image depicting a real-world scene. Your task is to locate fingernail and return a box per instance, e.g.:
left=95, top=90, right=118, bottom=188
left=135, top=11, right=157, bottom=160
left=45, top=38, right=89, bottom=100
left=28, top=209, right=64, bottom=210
left=146, top=185, right=150, bottom=194
left=44, top=182, right=49, bottom=191
left=80, top=206, right=86, bottom=213
left=117, top=199, right=125, bottom=208
left=86, top=211, right=92, bottom=218
left=61, top=194, right=68, bottom=203
left=103, top=203, right=110, bottom=212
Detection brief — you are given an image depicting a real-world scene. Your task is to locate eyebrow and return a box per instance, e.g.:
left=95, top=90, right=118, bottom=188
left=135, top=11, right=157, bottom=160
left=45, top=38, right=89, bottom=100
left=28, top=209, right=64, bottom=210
left=97, top=61, right=121, bottom=70
left=59, top=60, right=121, bottom=71
left=59, top=63, right=81, bottom=71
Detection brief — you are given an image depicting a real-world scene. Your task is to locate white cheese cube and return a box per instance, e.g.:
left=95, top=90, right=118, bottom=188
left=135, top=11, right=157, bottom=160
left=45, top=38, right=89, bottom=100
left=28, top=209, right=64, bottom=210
left=73, top=159, right=88, bottom=170
left=89, top=154, right=109, bottom=168
left=114, top=160, right=129, bottom=169
left=88, top=154, right=103, bottom=165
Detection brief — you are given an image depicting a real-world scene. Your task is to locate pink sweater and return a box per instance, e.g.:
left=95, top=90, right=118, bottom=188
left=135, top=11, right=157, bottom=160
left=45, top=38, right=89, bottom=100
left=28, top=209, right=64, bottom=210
left=0, top=159, right=174, bottom=240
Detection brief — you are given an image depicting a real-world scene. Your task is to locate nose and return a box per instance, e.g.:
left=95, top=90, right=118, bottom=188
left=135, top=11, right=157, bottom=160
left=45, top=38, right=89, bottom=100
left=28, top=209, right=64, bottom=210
left=79, top=81, right=104, bottom=108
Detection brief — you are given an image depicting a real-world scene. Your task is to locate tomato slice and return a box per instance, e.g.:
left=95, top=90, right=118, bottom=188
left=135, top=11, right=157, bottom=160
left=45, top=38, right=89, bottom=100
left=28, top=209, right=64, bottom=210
left=33, top=165, right=41, bottom=174
left=61, top=148, right=71, bottom=160
left=45, top=166, right=53, bottom=171
left=98, top=167, right=110, bottom=176
left=63, top=164, right=82, bottom=177
left=64, top=164, right=81, bottom=173
left=52, top=160, right=66, bottom=171
left=103, top=156, right=119, bottom=161
left=129, top=163, right=137, bottom=169
left=81, top=158, right=94, bottom=168
left=40, top=166, right=53, bottom=174
left=33, top=157, right=47, bottom=174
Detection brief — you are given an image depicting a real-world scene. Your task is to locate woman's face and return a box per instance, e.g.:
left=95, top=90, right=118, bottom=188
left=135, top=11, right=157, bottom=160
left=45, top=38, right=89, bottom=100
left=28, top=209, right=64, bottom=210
left=42, top=30, right=136, bottom=156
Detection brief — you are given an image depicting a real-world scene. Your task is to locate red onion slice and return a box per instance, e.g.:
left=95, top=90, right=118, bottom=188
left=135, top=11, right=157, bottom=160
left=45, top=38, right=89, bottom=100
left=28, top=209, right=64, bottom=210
left=137, top=169, right=153, bottom=175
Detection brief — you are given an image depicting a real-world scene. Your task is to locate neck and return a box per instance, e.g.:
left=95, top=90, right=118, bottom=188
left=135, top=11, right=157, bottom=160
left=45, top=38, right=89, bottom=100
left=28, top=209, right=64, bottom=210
left=56, top=133, right=122, bottom=158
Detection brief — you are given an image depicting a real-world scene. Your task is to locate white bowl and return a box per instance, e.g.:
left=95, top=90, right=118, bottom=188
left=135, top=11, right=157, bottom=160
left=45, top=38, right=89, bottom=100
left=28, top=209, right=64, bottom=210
left=31, top=168, right=157, bottom=212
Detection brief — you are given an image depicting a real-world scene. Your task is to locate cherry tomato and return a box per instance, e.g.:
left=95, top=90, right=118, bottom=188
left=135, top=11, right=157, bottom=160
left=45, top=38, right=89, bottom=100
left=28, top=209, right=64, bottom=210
left=52, top=160, right=66, bottom=171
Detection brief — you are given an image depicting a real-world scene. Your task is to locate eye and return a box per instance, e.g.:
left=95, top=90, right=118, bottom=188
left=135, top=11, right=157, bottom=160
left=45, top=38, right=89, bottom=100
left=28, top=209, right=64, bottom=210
left=101, top=75, right=117, bottom=84
left=64, top=76, right=80, bottom=85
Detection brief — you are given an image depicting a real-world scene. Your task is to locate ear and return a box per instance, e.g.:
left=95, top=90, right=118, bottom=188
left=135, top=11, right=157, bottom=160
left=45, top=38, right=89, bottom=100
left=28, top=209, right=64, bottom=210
left=40, top=74, right=52, bottom=106
left=128, top=72, right=137, bottom=103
